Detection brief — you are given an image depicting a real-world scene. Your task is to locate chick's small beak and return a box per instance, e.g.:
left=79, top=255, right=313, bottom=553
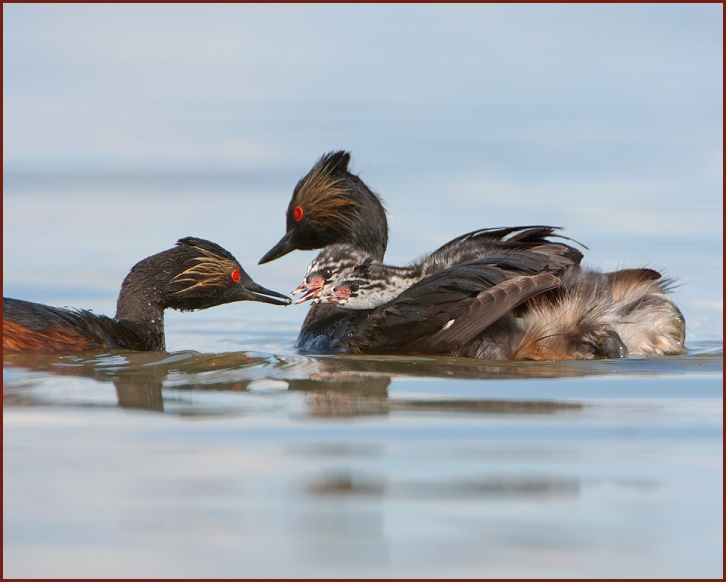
left=291, top=279, right=323, bottom=305
left=290, top=279, right=308, bottom=296
left=319, top=287, right=348, bottom=305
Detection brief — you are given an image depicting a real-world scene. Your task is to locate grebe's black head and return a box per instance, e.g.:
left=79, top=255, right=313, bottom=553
left=259, top=151, right=389, bottom=264
left=165, top=238, right=291, bottom=309
left=118, top=237, right=290, bottom=318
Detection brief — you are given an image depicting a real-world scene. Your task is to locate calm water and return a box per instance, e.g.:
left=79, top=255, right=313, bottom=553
left=3, top=180, right=723, bottom=579
left=3, top=344, right=723, bottom=578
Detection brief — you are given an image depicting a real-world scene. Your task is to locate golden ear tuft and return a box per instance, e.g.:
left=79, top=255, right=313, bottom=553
left=294, top=165, right=359, bottom=229
left=172, top=247, right=239, bottom=294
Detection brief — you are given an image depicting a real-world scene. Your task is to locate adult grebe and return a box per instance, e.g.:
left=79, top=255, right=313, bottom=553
left=258, top=151, right=388, bottom=265
left=260, top=151, right=685, bottom=360
left=4, top=237, right=290, bottom=353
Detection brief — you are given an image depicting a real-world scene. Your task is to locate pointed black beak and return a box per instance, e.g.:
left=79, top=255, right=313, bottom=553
left=241, top=279, right=292, bottom=306
left=259, top=230, right=296, bottom=264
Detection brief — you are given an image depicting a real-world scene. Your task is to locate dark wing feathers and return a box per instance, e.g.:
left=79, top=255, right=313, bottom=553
left=5, top=298, right=105, bottom=333
left=346, top=251, right=570, bottom=354
left=425, top=273, right=560, bottom=350
left=421, top=226, right=584, bottom=274
left=429, top=225, right=583, bottom=255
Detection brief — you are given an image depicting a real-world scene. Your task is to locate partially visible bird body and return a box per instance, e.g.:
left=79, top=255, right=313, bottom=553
left=4, top=237, right=290, bottom=354
left=296, top=263, right=685, bottom=361
left=296, top=245, right=582, bottom=356
left=513, top=267, right=685, bottom=360
left=313, top=226, right=584, bottom=309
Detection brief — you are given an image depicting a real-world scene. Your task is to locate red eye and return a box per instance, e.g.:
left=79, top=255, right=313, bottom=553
left=231, top=270, right=241, bottom=282
left=294, top=206, right=304, bottom=221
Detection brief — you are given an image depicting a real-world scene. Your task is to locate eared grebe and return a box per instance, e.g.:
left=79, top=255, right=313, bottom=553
left=511, top=267, right=685, bottom=360
left=3, top=237, right=291, bottom=354
left=259, top=151, right=388, bottom=265
left=260, top=151, right=686, bottom=360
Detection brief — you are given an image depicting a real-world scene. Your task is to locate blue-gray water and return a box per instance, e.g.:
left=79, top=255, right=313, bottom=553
left=3, top=4, right=723, bottom=578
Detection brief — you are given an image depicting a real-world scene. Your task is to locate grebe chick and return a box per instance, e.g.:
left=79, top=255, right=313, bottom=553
left=259, top=150, right=388, bottom=264
left=3, top=237, right=291, bottom=354
left=290, top=243, right=372, bottom=305
left=295, top=226, right=584, bottom=307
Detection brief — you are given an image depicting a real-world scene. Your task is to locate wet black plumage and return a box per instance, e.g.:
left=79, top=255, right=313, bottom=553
left=3, top=237, right=290, bottom=353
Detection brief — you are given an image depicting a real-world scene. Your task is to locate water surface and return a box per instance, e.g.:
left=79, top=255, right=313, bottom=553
left=4, top=325, right=723, bottom=578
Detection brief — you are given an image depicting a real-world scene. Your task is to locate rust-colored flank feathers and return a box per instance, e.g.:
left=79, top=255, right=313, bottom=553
left=3, top=320, right=101, bottom=353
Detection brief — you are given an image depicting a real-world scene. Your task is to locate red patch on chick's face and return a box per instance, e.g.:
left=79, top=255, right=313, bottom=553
left=320, top=286, right=351, bottom=305
left=336, top=287, right=351, bottom=299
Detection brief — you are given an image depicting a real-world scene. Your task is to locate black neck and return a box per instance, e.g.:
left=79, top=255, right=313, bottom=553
left=114, top=255, right=169, bottom=350
left=344, top=173, right=388, bottom=260
left=114, top=316, right=166, bottom=351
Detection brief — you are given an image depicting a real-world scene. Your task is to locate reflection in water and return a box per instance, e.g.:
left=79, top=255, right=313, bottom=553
left=289, top=468, right=583, bottom=569
left=3, top=348, right=721, bottom=417
left=303, top=391, right=583, bottom=418
left=289, top=467, right=581, bottom=570
left=305, top=470, right=386, bottom=497
left=301, top=469, right=580, bottom=501
left=2, top=349, right=593, bottom=417
left=3, top=347, right=721, bottom=579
